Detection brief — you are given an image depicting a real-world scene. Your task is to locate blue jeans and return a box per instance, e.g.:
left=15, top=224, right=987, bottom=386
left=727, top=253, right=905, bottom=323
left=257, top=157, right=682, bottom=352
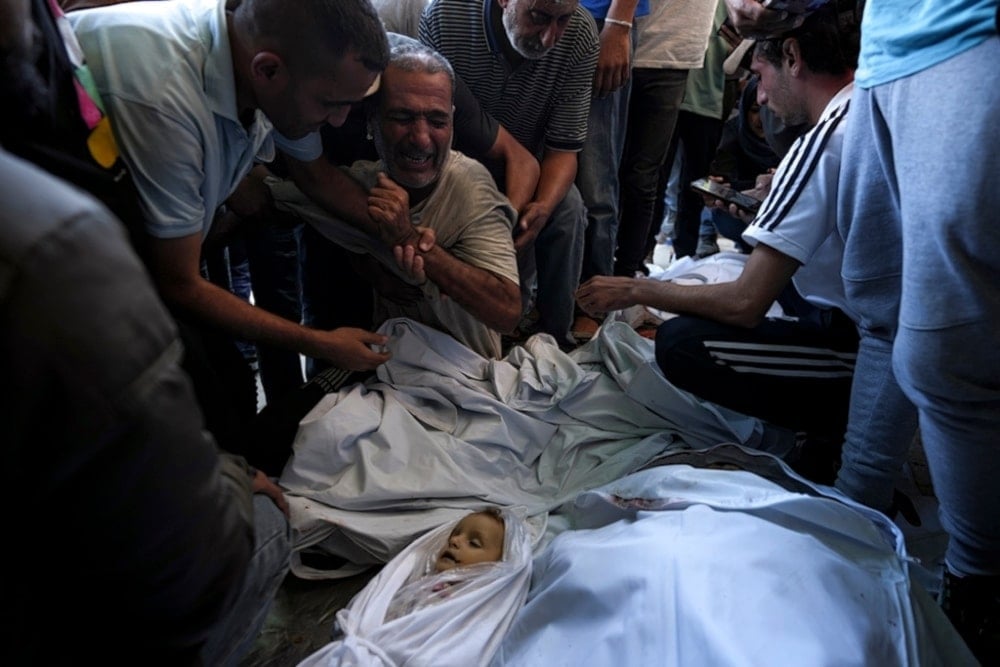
left=577, top=24, right=635, bottom=281
left=838, top=36, right=1000, bottom=577
left=243, top=222, right=306, bottom=403
left=201, top=495, right=291, bottom=665
left=709, top=208, right=752, bottom=253
left=518, top=185, right=586, bottom=346
left=615, top=67, right=689, bottom=276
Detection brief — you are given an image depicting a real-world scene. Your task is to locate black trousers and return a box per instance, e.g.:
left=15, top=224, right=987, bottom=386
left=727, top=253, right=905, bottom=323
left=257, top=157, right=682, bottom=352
left=655, top=308, right=859, bottom=439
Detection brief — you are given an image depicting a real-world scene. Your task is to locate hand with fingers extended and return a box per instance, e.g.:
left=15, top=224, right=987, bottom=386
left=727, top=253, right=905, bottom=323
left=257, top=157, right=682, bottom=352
left=314, top=327, right=392, bottom=371
left=576, top=275, right=642, bottom=318
left=513, top=202, right=552, bottom=253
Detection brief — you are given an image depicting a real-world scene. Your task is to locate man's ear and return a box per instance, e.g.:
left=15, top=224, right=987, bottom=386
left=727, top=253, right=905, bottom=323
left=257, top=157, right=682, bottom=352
left=250, top=51, right=289, bottom=89
left=782, top=38, right=802, bottom=76
left=496, top=0, right=510, bottom=9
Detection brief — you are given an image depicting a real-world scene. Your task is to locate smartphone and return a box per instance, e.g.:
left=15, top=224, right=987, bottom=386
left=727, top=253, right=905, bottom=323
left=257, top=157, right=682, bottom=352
left=690, top=177, right=763, bottom=214
left=760, top=0, right=829, bottom=13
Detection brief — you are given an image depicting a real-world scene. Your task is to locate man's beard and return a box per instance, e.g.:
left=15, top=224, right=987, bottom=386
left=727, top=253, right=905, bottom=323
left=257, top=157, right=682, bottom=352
left=501, top=8, right=550, bottom=59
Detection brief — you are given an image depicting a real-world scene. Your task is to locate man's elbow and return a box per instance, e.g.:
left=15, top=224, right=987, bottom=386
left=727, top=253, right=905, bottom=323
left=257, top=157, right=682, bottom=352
left=724, top=296, right=770, bottom=329
left=492, top=283, right=523, bottom=334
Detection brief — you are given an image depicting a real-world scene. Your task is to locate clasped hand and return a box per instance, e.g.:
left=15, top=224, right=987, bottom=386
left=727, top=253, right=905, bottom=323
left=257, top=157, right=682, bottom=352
left=368, top=173, right=432, bottom=248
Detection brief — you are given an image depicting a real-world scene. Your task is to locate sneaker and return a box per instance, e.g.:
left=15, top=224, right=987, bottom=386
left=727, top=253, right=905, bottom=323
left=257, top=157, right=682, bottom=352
left=939, top=570, right=1000, bottom=664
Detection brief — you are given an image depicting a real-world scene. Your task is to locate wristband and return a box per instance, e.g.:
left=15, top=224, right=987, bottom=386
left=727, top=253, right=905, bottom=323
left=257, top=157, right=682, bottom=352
left=604, top=17, right=632, bottom=29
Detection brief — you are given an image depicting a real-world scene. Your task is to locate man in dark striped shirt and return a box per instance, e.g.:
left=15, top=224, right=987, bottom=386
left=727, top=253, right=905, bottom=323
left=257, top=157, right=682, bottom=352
left=420, top=0, right=599, bottom=348
left=577, top=7, right=863, bottom=474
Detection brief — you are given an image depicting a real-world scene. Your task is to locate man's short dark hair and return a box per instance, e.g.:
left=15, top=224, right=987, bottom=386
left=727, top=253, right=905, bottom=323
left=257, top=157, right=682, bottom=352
left=234, top=0, right=390, bottom=74
left=755, top=1, right=860, bottom=76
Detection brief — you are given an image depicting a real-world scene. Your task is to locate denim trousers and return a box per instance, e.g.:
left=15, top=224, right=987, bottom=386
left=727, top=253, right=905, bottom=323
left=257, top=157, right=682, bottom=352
left=838, top=36, right=1000, bottom=577
left=518, top=184, right=586, bottom=346
left=243, top=221, right=306, bottom=403
left=577, top=25, right=635, bottom=281
left=201, top=495, right=291, bottom=665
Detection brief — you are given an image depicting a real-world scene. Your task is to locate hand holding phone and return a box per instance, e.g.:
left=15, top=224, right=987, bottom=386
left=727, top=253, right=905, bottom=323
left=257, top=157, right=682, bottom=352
left=690, top=177, right=763, bottom=214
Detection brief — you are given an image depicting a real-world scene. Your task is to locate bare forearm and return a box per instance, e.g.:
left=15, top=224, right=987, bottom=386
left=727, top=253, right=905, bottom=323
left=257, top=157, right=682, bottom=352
left=162, top=276, right=326, bottom=356
left=632, top=279, right=767, bottom=328
left=533, top=150, right=578, bottom=213
left=487, top=126, right=540, bottom=213
left=577, top=245, right=799, bottom=327
left=422, top=245, right=521, bottom=332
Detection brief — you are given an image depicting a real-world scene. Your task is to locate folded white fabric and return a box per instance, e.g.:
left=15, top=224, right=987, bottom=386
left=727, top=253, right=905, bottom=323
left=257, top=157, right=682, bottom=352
left=298, top=507, right=534, bottom=667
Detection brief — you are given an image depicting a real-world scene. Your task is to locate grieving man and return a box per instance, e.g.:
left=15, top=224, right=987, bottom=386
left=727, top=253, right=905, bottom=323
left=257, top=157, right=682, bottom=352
left=270, top=38, right=522, bottom=358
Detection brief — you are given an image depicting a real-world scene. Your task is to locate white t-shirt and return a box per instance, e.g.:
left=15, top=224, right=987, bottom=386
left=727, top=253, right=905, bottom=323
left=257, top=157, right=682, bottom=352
left=743, top=84, right=857, bottom=321
left=633, top=0, right=718, bottom=70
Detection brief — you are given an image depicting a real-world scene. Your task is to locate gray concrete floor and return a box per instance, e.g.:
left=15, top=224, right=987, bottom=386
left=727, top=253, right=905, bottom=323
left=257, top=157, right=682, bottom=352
left=240, top=568, right=379, bottom=666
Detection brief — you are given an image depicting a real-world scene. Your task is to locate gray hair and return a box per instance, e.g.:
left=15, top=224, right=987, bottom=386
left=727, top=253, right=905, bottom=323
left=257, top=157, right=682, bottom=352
left=386, top=33, right=455, bottom=101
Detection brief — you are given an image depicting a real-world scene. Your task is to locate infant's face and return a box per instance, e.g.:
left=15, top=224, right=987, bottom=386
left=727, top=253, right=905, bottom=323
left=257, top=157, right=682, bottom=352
left=435, top=512, right=504, bottom=572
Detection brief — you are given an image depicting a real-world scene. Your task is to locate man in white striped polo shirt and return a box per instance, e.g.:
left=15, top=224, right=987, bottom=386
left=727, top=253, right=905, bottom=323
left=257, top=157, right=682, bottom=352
left=420, top=0, right=599, bottom=349
left=577, top=6, right=862, bottom=479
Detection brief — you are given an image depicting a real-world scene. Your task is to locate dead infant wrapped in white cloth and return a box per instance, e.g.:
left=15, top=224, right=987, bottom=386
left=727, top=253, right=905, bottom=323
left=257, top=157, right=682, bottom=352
left=298, top=507, right=534, bottom=666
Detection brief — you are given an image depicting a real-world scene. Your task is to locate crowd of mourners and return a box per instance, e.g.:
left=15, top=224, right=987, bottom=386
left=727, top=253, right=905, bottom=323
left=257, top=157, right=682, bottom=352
left=1, top=0, right=996, bottom=663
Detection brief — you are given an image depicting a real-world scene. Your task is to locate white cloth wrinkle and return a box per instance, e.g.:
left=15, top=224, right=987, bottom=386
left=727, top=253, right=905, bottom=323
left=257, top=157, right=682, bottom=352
left=280, top=318, right=771, bottom=577
left=491, top=450, right=975, bottom=666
